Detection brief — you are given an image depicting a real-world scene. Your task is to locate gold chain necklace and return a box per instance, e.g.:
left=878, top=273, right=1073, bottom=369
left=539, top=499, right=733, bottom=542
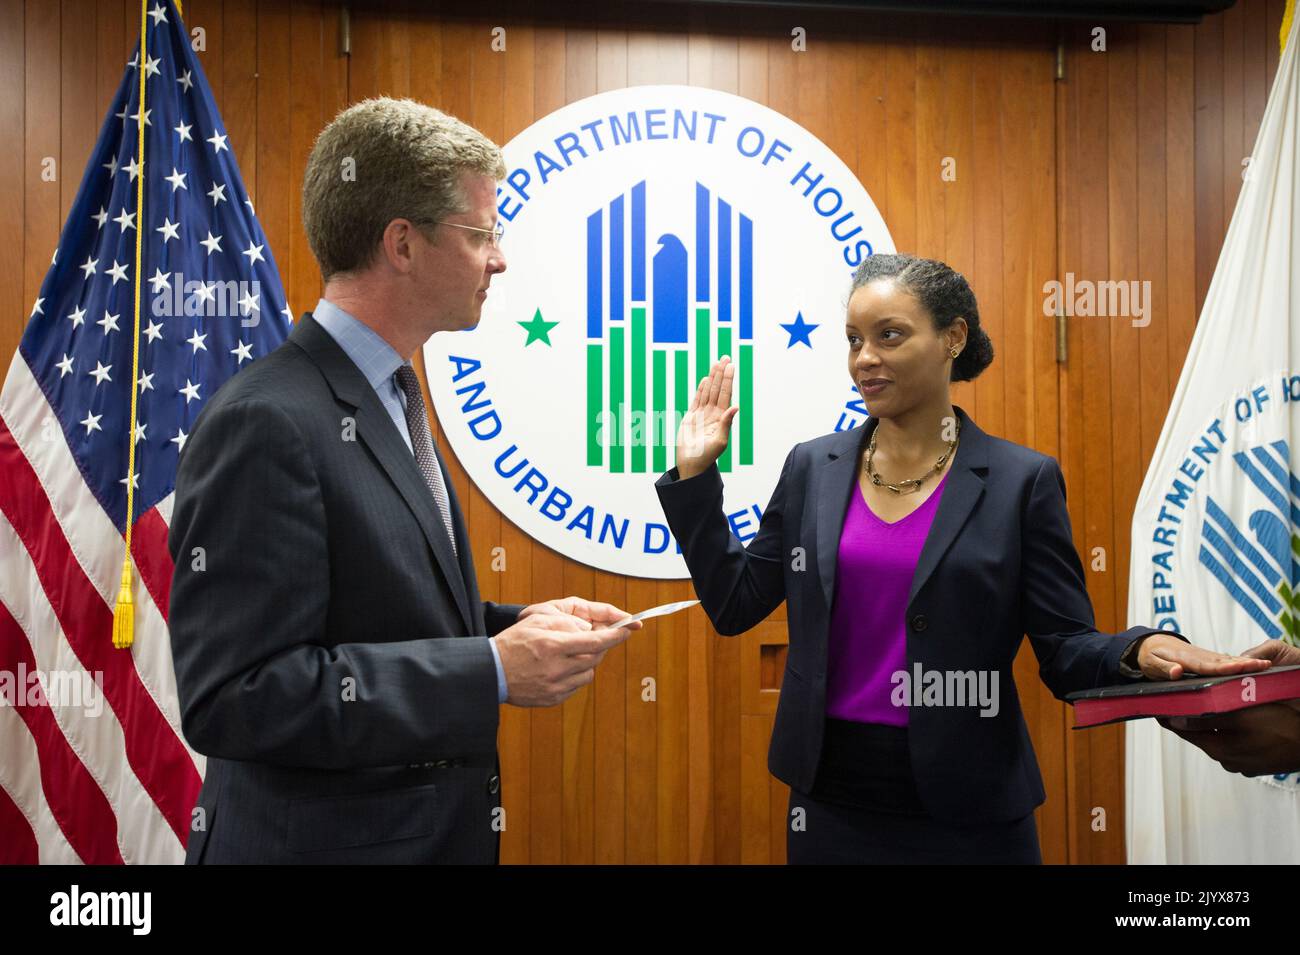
left=865, top=420, right=960, bottom=494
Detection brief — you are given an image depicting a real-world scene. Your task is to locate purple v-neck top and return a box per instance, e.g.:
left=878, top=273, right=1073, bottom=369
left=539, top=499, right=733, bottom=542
left=825, top=469, right=950, bottom=726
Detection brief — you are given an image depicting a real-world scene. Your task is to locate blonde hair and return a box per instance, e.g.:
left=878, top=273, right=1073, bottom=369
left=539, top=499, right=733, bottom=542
left=301, top=97, right=506, bottom=280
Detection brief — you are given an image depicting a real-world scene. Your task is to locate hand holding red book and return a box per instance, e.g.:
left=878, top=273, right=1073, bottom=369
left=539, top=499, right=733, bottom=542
left=1156, top=640, right=1300, bottom=777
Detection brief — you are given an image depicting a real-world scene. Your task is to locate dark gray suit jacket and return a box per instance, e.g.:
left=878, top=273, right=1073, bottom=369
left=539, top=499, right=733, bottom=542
left=656, top=405, right=1178, bottom=825
left=168, top=313, right=523, bottom=863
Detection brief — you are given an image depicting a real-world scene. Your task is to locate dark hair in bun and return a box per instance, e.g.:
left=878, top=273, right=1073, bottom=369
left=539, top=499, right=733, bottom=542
left=849, top=253, right=994, bottom=382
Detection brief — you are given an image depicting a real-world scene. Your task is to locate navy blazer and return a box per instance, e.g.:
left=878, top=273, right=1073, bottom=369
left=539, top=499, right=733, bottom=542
left=656, top=404, right=1171, bottom=824
left=169, top=313, right=523, bottom=863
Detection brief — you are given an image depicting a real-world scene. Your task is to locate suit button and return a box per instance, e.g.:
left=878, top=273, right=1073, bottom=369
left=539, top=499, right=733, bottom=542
left=911, top=614, right=928, bottom=632
left=487, top=774, right=501, bottom=795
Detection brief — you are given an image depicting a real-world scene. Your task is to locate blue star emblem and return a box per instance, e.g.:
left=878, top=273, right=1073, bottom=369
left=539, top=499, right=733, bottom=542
left=781, top=311, right=819, bottom=348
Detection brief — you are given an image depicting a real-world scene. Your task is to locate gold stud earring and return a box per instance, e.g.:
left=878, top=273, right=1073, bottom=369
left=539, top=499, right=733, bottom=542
left=950, top=347, right=959, bottom=359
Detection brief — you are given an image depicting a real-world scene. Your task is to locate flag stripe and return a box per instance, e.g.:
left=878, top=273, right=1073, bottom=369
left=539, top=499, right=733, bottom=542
left=0, top=600, right=125, bottom=863
left=0, top=704, right=80, bottom=864
left=0, top=418, right=200, bottom=846
left=0, top=511, right=183, bottom=862
left=0, top=772, right=41, bottom=864
left=130, top=504, right=173, bottom=621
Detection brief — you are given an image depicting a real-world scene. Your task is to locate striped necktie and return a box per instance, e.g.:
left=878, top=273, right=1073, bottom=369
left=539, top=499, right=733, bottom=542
left=393, top=363, right=458, bottom=558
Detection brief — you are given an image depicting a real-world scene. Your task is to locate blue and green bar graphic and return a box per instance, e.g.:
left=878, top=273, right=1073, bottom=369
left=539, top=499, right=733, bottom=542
left=586, top=180, right=754, bottom=474
left=1198, top=440, right=1300, bottom=645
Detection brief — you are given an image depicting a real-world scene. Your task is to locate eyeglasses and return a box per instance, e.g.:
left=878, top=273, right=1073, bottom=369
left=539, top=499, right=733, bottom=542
left=433, top=220, right=505, bottom=248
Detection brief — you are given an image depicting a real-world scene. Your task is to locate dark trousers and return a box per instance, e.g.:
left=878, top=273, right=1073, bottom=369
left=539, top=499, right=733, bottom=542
left=786, top=718, right=1043, bottom=864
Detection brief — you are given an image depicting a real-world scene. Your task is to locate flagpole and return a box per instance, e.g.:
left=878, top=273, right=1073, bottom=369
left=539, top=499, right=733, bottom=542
left=112, top=0, right=152, bottom=650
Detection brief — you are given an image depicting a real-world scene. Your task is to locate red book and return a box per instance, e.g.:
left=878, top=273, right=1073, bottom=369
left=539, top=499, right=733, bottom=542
left=1067, top=665, right=1300, bottom=729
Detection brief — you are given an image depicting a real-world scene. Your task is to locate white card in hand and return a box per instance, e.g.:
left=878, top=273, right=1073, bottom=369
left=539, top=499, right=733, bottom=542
left=611, top=599, right=700, bottom=629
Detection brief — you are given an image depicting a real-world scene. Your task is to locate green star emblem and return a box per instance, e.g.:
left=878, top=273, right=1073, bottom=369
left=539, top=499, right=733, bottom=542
left=519, top=308, right=559, bottom=347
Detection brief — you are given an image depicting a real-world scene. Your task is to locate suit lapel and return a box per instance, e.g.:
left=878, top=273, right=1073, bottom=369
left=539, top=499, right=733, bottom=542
left=908, top=407, right=987, bottom=605
left=814, top=405, right=988, bottom=611
left=289, top=314, right=476, bottom=635
left=434, top=438, right=487, bottom=634
left=815, top=422, right=873, bottom=609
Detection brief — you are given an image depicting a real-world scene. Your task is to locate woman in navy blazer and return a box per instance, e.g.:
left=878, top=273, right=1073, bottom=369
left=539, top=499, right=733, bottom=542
left=655, top=253, right=1270, bottom=864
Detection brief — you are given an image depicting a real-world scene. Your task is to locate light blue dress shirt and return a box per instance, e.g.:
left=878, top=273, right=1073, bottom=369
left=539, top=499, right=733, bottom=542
left=312, top=298, right=510, bottom=704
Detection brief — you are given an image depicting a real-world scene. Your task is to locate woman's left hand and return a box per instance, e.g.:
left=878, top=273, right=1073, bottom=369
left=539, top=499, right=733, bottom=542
left=1137, top=634, right=1274, bottom=680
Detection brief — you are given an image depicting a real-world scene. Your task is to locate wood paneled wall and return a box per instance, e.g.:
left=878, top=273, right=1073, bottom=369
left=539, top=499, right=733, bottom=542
left=0, top=0, right=1284, bottom=864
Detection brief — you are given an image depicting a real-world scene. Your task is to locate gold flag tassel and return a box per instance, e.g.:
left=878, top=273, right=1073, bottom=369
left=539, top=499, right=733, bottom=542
left=112, top=559, right=136, bottom=649
left=113, top=0, right=152, bottom=649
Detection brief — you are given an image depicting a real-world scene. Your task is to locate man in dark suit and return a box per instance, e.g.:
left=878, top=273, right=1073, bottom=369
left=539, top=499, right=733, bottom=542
left=168, top=97, right=638, bottom=864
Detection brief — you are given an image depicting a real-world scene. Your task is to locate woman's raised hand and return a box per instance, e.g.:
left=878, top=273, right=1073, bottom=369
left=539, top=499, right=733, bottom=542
left=675, top=356, right=739, bottom=480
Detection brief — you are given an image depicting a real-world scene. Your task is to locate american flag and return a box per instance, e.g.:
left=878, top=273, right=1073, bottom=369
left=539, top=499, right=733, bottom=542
left=0, top=0, right=290, bottom=863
